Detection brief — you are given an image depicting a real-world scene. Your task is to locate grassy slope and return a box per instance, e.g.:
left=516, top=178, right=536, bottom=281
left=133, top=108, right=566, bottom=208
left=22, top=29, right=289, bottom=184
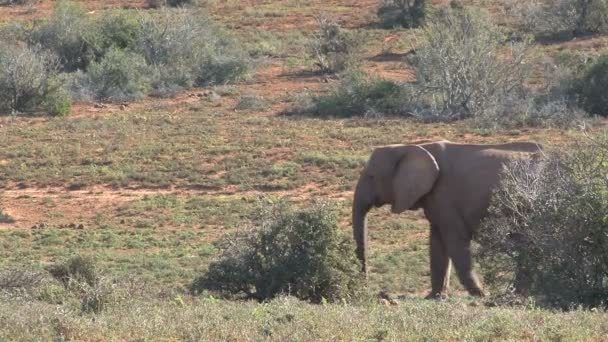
left=0, top=0, right=607, bottom=340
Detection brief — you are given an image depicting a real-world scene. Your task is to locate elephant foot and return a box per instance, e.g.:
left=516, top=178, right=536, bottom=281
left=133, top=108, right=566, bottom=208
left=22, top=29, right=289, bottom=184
left=424, top=292, right=448, bottom=300
left=467, top=288, right=486, bottom=297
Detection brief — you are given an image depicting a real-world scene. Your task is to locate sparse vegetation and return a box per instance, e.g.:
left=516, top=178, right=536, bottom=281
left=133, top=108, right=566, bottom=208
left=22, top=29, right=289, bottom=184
left=192, top=201, right=362, bottom=302
left=478, top=137, right=608, bottom=308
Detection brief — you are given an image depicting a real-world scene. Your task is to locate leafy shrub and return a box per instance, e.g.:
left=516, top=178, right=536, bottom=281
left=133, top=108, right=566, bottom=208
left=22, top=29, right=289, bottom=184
left=48, top=255, right=99, bottom=287
left=577, top=54, right=608, bottom=116
left=377, top=0, right=426, bottom=28
left=508, top=0, right=608, bottom=37
left=88, top=10, right=140, bottom=58
left=0, top=43, right=71, bottom=115
left=288, top=71, right=410, bottom=118
left=29, top=1, right=94, bottom=72
left=79, top=48, right=150, bottom=101
left=191, top=201, right=362, bottom=303
left=478, top=137, right=608, bottom=308
left=309, top=18, right=358, bottom=74
left=410, top=7, right=529, bottom=120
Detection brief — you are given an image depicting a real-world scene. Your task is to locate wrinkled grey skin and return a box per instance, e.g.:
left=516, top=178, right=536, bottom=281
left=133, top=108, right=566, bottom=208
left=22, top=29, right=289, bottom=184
left=352, top=140, right=542, bottom=298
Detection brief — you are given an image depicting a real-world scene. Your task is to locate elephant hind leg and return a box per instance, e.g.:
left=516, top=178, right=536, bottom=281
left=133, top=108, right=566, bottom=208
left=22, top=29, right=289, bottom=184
left=443, top=228, right=485, bottom=297
left=427, top=224, right=451, bottom=299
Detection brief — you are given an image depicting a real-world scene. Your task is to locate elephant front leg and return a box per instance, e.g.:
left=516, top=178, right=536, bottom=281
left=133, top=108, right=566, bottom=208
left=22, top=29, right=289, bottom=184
left=426, top=224, right=451, bottom=299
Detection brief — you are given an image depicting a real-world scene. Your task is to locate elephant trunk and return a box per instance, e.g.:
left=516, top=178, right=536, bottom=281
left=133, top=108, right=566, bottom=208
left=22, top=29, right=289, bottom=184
left=353, top=178, right=373, bottom=277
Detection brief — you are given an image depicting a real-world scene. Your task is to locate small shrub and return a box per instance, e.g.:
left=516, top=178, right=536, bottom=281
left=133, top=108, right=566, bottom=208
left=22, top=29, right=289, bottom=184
left=136, top=9, right=249, bottom=92
left=478, top=137, right=608, bottom=308
left=309, top=18, right=358, bottom=74
left=0, top=269, right=44, bottom=290
left=191, top=200, right=362, bottom=303
left=235, top=93, right=268, bottom=111
left=577, top=54, right=608, bottom=116
left=410, top=7, right=529, bottom=120
left=377, top=0, right=426, bottom=28
left=48, top=255, right=99, bottom=287
left=0, top=207, right=14, bottom=223
left=0, top=0, right=38, bottom=6
left=0, top=43, right=70, bottom=115
left=81, top=48, right=150, bottom=101
left=147, top=0, right=198, bottom=8
left=289, top=71, right=410, bottom=118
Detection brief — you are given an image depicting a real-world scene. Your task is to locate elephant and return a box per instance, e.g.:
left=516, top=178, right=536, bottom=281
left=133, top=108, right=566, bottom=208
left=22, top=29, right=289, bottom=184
left=352, top=140, right=542, bottom=298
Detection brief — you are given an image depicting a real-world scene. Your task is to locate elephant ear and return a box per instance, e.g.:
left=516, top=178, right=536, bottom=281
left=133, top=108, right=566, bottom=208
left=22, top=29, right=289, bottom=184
left=391, top=145, right=440, bottom=213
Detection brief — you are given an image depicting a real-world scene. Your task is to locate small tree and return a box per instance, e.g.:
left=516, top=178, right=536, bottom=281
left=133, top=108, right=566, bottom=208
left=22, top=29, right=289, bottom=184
left=377, top=0, right=426, bottom=28
left=309, top=18, right=358, bottom=74
left=478, top=137, right=608, bottom=308
left=410, top=7, right=529, bottom=120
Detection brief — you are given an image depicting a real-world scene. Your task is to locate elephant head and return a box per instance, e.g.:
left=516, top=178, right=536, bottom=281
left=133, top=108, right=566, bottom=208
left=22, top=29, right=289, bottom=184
left=352, top=144, right=440, bottom=275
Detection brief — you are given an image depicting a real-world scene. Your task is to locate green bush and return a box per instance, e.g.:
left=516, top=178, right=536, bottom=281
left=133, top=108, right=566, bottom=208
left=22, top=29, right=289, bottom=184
left=191, top=201, right=362, bottom=303
left=88, top=10, right=140, bottom=58
left=81, top=48, right=150, bottom=101
left=290, top=72, right=410, bottom=118
left=137, top=10, right=249, bottom=94
left=309, top=18, right=358, bottom=74
left=0, top=43, right=71, bottom=115
left=577, top=54, right=608, bottom=117
left=478, top=137, right=608, bottom=308
left=377, top=0, right=426, bottom=28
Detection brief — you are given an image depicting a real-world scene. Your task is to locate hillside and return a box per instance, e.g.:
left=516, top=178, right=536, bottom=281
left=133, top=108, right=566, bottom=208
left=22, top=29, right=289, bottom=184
left=0, top=0, right=607, bottom=340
